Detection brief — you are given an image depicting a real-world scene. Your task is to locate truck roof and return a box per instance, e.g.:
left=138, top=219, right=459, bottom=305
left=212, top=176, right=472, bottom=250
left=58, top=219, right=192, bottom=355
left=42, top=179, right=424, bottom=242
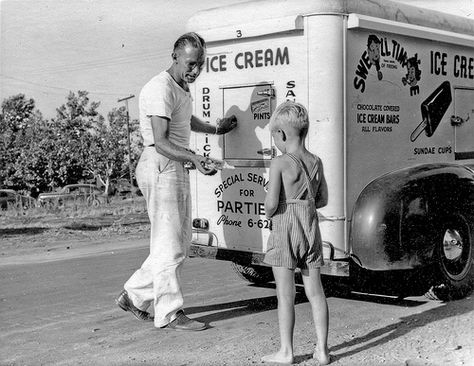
left=187, top=0, right=474, bottom=39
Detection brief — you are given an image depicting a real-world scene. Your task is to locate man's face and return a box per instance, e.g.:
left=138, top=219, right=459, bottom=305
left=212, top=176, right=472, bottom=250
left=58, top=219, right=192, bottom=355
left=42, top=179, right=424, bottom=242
left=174, top=45, right=205, bottom=84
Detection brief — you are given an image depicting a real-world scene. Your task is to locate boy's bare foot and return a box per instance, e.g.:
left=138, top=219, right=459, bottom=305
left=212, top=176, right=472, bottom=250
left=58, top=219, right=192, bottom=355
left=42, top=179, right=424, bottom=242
left=313, top=347, right=330, bottom=365
left=261, top=351, right=294, bottom=364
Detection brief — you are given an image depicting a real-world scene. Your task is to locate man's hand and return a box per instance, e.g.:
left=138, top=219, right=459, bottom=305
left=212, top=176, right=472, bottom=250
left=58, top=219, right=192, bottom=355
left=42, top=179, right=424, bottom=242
left=216, top=115, right=237, bottom=135
left=192, top=155, right=218, bottom=176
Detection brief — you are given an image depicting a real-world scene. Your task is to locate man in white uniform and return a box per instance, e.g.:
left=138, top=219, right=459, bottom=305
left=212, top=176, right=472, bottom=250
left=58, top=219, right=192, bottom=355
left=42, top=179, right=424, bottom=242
left=116, top=32, right=237, bottom=331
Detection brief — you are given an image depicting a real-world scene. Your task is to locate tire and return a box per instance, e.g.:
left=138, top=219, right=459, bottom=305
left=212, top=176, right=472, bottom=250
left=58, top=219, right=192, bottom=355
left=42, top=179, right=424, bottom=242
left=321, top=275, right=352, bottom=297
left=231, top=263, right=274, bottom=284
left=430, top=214, right=474, bottom=301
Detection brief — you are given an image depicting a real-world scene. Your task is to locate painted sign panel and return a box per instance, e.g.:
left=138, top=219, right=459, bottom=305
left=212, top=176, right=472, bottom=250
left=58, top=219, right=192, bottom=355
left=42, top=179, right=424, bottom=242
left=346, top=28, right=474, bottom=212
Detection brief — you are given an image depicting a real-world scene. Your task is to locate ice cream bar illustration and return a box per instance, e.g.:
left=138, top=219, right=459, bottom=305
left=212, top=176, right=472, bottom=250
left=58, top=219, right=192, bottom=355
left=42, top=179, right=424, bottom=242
left=410, top=81, right=452, bottom=142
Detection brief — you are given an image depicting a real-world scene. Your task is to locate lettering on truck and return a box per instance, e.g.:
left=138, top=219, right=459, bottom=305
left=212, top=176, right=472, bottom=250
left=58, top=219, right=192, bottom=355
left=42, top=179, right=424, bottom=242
left=201, top=87, right=212, bottom=157
left=214, top=173, right=269, bottom=198
left=430, top=51, right=474, bottom=79
left=205, top=47, right=290, bottom=72
left=352, top=35, right=424, bottom=96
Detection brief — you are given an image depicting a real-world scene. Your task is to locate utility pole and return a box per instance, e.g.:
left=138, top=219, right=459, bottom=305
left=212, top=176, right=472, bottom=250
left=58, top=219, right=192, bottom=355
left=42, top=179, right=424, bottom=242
left=118, top=95, right=135, bottom=191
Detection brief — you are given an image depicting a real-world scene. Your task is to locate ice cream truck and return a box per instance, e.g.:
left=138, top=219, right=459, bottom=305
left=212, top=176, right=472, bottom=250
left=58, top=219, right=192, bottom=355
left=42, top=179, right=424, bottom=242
left=185, top=0, right=474, bottom=300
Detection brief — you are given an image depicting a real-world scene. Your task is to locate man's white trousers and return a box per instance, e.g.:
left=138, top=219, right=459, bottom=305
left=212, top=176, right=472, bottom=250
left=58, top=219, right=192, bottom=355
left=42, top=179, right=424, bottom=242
left=125, top=147, right=191, bottom=328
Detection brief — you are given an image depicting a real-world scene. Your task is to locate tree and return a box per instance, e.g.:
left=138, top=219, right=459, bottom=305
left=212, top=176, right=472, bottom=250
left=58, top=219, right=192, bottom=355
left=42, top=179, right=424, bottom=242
left=46, top=91, right=104, bottom=187
left=0, top=91, right=143, bottom=196
left=84, top=107, right=142, bottom=194
left=0, top=94, right=43, bottom=191
left=108, top=107, right=142, bottom=181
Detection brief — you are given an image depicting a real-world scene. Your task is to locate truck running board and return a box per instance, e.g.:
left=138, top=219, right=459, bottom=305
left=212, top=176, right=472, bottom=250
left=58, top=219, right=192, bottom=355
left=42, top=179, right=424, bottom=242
left=189, top=242, right=350, bottom=277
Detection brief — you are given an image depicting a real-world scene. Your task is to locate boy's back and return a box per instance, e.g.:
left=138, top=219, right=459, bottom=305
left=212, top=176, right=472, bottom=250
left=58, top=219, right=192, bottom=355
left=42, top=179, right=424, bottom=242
left=264, top=150, right=326, bottom=270
left=278, top=151, right=323, bottom=203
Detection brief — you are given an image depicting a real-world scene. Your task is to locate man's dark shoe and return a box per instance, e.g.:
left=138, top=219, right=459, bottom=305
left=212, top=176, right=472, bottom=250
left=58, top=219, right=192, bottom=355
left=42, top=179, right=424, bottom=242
left=115, top=290, right=153, bottom=321
left=162, top=310, right=207, bottom=331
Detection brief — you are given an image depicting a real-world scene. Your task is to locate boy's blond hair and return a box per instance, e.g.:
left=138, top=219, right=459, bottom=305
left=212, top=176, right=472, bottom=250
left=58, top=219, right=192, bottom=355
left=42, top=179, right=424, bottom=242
left=269, top=101, right=309, bottom=138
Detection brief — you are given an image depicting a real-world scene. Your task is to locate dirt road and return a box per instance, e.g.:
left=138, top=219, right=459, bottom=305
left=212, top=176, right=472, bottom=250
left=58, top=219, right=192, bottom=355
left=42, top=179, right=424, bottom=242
left=1, top=234, right=473, bottom=366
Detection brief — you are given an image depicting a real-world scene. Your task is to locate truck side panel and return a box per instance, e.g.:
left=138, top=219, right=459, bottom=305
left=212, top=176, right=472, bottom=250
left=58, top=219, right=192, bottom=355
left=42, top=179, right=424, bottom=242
left=191, top=34, right=310, bottom=253
left=346, top=25, right=474, bottom=271
left=191, top=17, right=349, bottom=264
left=346, top=27, right=474, bottom=216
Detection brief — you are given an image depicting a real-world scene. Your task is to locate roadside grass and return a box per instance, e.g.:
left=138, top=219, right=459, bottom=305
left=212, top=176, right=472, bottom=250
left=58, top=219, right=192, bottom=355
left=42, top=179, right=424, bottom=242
left=0, top=195, right=149, bottom=231
left=0, top=196, right=150, bottom=258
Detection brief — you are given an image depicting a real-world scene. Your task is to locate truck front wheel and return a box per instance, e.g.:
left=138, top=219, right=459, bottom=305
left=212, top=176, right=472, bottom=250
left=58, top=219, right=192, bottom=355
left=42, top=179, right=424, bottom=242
left=231, top=263, right=274, bottom=284
left=430, top=214, right=474, bottom=301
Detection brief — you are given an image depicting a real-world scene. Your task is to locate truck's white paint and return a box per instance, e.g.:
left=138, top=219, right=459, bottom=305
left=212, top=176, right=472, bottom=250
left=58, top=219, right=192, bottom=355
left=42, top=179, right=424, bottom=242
left=187, top=0, right=474, bottom=273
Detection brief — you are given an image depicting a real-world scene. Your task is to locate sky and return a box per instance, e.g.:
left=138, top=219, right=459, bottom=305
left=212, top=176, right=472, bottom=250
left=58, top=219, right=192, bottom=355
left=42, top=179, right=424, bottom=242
left=1, top=0, right=473, bottom=120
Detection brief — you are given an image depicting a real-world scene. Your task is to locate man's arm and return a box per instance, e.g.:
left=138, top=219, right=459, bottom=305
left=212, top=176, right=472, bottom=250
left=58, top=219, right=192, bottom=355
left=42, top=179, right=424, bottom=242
left=191, top=115, right=237, bottom=135
left=151, top=115, right=214, bottom=175
left=190, top=115, right=217, bottom=134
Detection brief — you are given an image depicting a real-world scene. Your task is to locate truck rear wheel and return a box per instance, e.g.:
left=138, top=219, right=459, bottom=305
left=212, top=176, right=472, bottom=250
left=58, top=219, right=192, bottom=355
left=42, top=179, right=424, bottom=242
left=231, top=263, right=274, bottom=284
left=430, top=214, right=474, bottom=301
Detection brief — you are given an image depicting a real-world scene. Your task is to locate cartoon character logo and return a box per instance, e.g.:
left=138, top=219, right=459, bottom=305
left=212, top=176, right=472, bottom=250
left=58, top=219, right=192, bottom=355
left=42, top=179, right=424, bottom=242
left=402, top=54, right=422, bottom=96
left=367, top=35, right=383, bottom=80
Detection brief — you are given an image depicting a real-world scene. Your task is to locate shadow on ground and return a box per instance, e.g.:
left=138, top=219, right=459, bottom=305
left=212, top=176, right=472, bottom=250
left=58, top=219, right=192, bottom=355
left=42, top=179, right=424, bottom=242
left=328, top=295, right=473, bottom=363
left=187, top=281, right=472, bottom=364
left=0, top=227, right=50, bottom=236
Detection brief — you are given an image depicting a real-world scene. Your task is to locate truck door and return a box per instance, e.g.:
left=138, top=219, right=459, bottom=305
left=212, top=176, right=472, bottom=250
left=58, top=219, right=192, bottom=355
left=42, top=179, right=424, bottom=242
left=222, top=83, right=274, bottom=166
left=192, top=83, right=275, bottom=253
left=218, top=83, right=274, bottom=252
left=454, top=87, right=474, bottom=160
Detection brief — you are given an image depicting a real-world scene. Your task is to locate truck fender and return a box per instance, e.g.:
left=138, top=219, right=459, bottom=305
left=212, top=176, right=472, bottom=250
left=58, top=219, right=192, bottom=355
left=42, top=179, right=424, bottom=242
left=350, top=163, right=474, bottom=273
